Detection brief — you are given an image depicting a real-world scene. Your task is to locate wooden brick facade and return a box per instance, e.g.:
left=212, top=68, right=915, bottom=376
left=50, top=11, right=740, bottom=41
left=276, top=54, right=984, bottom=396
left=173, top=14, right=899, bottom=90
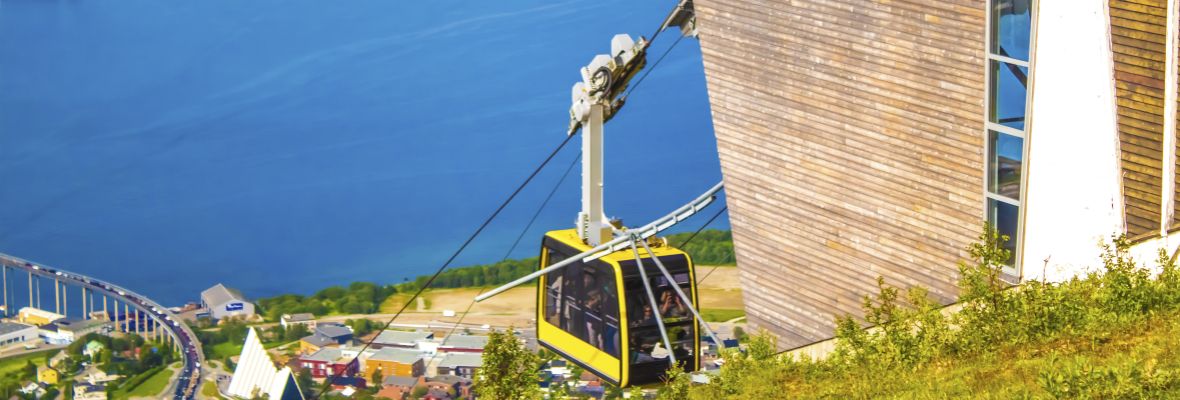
left=694, top=0, right=988, bottom=348
left=1110, top=0, right=1169, bottom=238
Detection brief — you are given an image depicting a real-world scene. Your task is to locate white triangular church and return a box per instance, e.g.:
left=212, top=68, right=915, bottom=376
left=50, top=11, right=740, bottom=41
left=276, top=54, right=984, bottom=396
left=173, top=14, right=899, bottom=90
left=228, top=328, right=304, bottom=400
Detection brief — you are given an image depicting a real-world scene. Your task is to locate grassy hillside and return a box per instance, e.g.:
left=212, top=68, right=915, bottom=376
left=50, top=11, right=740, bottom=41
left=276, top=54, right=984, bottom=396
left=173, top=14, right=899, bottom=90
left=658, top=228, right=1180, bottom=399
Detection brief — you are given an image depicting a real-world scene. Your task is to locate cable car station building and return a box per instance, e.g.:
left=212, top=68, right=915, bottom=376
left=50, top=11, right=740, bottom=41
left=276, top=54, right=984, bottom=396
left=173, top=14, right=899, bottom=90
left=695, top=0, right=1180, bottom=348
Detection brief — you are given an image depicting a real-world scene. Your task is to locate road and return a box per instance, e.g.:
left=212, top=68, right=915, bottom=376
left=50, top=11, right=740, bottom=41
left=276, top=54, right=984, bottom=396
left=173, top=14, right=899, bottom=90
left=0, top=253, right=204, bottom=400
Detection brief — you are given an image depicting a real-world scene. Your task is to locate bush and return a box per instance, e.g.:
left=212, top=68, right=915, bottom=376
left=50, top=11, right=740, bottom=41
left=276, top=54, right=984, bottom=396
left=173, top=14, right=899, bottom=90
left=675, top=224, right=1180, bottom=398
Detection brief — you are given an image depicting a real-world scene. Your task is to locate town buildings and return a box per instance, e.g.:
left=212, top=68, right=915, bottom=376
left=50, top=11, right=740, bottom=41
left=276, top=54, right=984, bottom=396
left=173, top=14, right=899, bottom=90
left=298, top=322, right=353, bottom=354
left=200, top=283, right=255, bottom=320
left=436, top=353, right=482, bottom=380
left=280, top=313, right=316, bottom=330
left=365, top=347, right=424, bottom=378
left=693, top=0, right=1180, bottom=349
left=371, top=330, right=433, bottom=350
left=0, top=321, right=38, bottom=347
left=299, top=347, right=359, bottom=378
left=18, top=307, right=64, bottom=326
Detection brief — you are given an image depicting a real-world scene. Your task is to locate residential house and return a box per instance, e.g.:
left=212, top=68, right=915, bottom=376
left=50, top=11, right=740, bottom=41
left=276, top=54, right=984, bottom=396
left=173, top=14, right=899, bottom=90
left=426, top=375, right=473, bottom=400
left=427, top=375, right=471, bottom=400
left=299, top=323, right=352, bottom=354
left=38, top=367, right=59, bottom=385
left=380, top=376, right=423, bottom=400
left=19, top=382, right=46, bottom=398
left=280, top=313, right=316, bottom=330
left=299, top=347, right=358, bottom=378
left=74, top=383, right=108, bottom=400
left=328, top=376, right=367, bottom=389
left=83, top=340, right=105, bottom=358
left=371, top=330, right=432, bottom=350
left=436, top=353, right=481, bottom=380
left=364, top=347, right=423, bottom=378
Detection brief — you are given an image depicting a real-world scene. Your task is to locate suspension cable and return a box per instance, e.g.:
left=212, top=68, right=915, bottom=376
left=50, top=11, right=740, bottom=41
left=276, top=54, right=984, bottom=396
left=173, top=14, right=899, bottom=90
left=624, top=33, right=686, bottom=100
left=502, top=153, right=582, bottom=261
left=312, top=133, right=574, bottom=399
left=424, top=151, right=581, bottom=370
left=313, top=7, right=697, bottom=396
left=682, top=205, right=729, bottom=285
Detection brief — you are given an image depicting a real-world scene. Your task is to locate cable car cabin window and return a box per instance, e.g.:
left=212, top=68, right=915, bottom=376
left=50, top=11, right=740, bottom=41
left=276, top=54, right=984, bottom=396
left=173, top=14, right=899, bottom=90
left=542, top=247, right=621, bottom=358
left=621, top=255, right=696, bottom=375
left=544, top=252, right=570, bottom=328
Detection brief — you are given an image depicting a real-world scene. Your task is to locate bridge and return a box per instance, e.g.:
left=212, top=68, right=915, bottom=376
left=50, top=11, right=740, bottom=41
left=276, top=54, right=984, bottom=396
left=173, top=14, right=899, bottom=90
left=0, top=253, right=204, bottom=399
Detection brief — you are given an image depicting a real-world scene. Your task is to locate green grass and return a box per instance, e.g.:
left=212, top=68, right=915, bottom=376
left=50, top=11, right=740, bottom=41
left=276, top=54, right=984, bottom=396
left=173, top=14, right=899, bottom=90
left=700, top=308, right=745, bottom=322
left=210, top=341, right=242, bottom=359
left=201, top=380, right=226, bottom=399
left=0, top=349, right=57, bottom=377
left=118, top=367, right=174, bottom=398
left=211, top=339, right=291, bottom=359
left=735, top=314, right=1180, bottom=398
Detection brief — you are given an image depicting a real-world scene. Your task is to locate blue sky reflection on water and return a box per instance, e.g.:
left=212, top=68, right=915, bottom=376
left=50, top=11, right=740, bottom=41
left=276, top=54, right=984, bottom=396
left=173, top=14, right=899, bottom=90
left=0, top=0, right=725, bottom=305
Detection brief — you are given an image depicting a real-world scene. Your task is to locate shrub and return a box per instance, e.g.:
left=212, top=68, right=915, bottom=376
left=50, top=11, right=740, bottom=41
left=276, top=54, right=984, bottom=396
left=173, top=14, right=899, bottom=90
left=673, top=223, right=1180, bottom=398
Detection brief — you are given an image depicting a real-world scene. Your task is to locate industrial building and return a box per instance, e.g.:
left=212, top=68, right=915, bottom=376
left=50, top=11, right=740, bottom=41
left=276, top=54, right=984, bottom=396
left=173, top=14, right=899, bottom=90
left=693, top=0, right=1180, bottom=348
left=0, top=322, right=38, bottom=347
left=200, top=283, right=255, bottom=320
left=18, top=307, right=64, bottom=326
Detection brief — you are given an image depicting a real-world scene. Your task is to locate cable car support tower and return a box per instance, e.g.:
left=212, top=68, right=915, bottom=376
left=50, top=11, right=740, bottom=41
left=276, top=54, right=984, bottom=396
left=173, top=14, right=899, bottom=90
left=475, top=0, right=726, bottom=385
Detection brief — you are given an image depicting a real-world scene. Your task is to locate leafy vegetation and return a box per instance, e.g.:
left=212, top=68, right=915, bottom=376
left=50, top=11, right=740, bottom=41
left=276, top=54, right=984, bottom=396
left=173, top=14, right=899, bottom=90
left=475, top=328, right=542, bottom=400
left=257, top=281, right=398, bottom=320
left=668, top=229, right=735, bottom=265
left=400, top=257, right=540, bottom=291
left=700, top=308, right=745, bottom=323
left=0, top=349, right=56, bottom=398
left=675, top=225, right=1180, bottom=398
left=253, top=230, right=737, bottom=321
left=114, top=365, right=174, bottom=398
left=197, top=321, right=300, bottom=360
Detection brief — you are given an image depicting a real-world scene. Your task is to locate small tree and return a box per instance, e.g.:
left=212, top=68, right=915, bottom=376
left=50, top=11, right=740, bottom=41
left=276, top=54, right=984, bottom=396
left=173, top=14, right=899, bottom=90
left=370, top=368, right=383, bottom=390
left=23, top=360, right=36, bottom=379
left=656, top=363, right=690, bottom=400
left=474, top=328, right=540, bottom=400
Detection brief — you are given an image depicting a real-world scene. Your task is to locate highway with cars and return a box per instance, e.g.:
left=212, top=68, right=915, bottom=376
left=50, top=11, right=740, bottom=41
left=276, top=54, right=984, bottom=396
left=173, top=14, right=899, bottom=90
left=0, top=253, right=204, bottom=399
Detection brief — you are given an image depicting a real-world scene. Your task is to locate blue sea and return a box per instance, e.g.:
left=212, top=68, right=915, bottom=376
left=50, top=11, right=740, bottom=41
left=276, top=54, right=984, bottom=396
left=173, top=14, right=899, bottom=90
left=0, top=0, right=726, bottom=306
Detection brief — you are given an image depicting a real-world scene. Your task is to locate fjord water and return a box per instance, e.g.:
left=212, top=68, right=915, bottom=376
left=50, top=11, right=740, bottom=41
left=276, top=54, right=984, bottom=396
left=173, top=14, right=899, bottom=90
left=0, top=1, right=725, bottom=305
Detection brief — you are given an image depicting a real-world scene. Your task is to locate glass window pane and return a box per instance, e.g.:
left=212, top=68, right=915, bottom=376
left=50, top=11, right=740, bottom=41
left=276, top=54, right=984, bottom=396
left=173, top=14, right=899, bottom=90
left=989, top=60, right=1028, bottom=130
left=991, top=0, right=1031, bottom=61
left=544, top=251, right=569, bottom=328
left=988, top=131, right=1024, bottom=200
left=987, top=199, right=1019, bottom=266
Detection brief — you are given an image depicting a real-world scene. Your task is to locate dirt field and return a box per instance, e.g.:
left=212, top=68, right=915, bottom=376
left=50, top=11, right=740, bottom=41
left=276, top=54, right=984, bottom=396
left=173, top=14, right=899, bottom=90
left=370, top=266, right=745, bottom=328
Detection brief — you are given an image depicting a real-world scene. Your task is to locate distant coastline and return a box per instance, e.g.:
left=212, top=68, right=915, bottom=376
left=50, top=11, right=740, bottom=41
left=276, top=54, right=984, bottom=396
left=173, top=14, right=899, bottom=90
left=253, top=229, right=736, bottom=322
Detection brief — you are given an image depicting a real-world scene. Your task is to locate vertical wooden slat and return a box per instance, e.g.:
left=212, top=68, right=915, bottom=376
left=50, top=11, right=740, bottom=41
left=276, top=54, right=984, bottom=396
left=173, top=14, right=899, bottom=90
left=1111, top=0, right=1168, bottom=238
left=695, top=0, right=986, bottom=349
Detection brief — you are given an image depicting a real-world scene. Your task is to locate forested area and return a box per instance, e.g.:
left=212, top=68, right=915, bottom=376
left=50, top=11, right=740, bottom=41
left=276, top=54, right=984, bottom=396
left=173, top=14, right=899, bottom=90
left=667, top=229, right=735, bottom=265
left=257, top=231, right=735, bottom=320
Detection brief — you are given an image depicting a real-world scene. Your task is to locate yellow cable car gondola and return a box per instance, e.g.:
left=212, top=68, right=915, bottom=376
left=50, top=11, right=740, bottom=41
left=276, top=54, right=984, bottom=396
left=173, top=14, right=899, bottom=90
left=473, top=21, right=720, bottom=388
left=536, top=229, right=700, bottom=387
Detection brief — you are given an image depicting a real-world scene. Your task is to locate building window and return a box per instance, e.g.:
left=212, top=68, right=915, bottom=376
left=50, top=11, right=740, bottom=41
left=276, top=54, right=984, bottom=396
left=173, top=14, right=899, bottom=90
left=986, top=0, right=1032, bottom=267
